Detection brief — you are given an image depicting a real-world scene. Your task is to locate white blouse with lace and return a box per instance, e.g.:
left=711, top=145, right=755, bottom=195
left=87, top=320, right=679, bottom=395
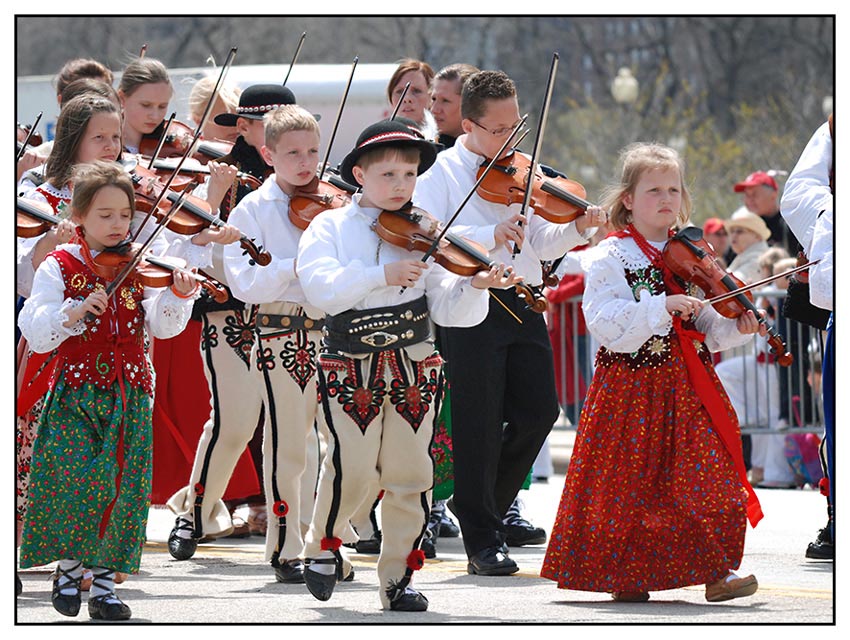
left=19, top=243, right=199, bottom=354
left=580, top=235, right=755, bottom=355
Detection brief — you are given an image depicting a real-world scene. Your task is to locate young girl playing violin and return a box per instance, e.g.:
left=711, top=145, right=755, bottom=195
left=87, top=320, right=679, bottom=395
left=17, top=161, right=198, bottom=621
left=118, top=56, right=172, bottom=155
left=541, top=142, right=765, bottom=604
left=16, top=94, right=123, bottom=564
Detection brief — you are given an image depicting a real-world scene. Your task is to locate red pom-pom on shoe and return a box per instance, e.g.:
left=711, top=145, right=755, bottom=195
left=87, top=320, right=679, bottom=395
left=321, top=537, right=343, bottom=552
left=407, top=549, right=426, bottom=571
left=272, top=500, right=289, bottom=517
left=819, top=477, right=830, bottom=497
left=193, top=483, right=205, bottom=495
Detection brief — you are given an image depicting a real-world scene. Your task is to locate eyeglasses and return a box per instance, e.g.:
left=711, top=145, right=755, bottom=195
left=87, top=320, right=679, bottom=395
left=468, top=118, right=523, bottom=138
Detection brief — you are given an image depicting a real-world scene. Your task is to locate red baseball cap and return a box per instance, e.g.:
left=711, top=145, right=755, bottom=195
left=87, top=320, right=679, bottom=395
left=702, top=218, right=726, bottom=235
left=733, top=171, right=778, bottom=192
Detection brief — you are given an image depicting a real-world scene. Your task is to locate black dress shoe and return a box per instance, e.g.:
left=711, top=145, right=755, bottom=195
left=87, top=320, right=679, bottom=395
left=88, top=593, right=132, bottom=621
left=439, top=514, right=460, bottom=538
left=389, top=587, right=429, bottom=611
left=51, top=562, right=84, bottom=617
left=806, top=525, right=834, bottom=560
left=421, top=534, right=436, bottom=559
left=272, top=557, right=305, bottom=584
left=304, top=557, right=339, bottom=601
left=168, top=517, right=199, bottom=560
left=467, top=546, right=519, bottom=576
left=354, top=532, right=382, bottom=554
left=504, top=522, right=547, bottom=547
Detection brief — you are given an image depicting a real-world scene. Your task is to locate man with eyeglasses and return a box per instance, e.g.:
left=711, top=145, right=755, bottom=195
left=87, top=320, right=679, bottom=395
left=414, top=70, right=604, bottom=577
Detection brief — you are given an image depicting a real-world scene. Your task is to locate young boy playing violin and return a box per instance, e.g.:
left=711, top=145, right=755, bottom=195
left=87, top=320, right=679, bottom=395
left=296, top=119, right=520, bottom=611
left=166, top=85, right=300, bottom=558
left=413, top=70, right=607, bottom=576
left=217, top=104, right=328, bottom=583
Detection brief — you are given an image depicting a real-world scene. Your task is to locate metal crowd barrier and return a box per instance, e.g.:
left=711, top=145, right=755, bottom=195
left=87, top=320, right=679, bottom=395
left=549, top=288, right=826, bottom=437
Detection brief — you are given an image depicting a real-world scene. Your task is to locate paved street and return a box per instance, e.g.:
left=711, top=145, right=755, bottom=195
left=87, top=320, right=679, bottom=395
left=15, top=427, right=835, bottom=626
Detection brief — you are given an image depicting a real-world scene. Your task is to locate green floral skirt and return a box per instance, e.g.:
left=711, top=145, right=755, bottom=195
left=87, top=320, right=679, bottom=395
left=19, top=375, right=153, bottom=574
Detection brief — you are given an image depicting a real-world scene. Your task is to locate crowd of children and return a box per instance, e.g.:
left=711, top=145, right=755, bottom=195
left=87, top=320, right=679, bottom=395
left=15, top=49, right=833, bottom=620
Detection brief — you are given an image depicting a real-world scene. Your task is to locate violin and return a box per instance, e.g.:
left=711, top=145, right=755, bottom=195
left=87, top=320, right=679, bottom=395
left=17, top=197, right=63, bottom=238
left=375, top=204, right=547, bottom=312
left=476, top=151, right=591, bottom=225
left=91, top=242, right=229, bottom=303
left=138, top=119, right=234, bottom=165
left=662, top=226, right=793, bottom=366
left=149, top=156, right=262, bottom=191
left=129, top=164, right=272, bottom=266
left=17, top=123, right=43, bottom=147
left=288, top=175, right=354, bottom=230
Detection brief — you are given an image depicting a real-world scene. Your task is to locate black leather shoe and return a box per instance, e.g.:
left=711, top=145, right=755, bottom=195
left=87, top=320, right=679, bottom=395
left=88, top=593, right=132, bottom=621
left=806, top=525, right=834, bottom=560
left=354, top=532, right=381, bottom=554
left=304, top=558, right=338, bottom=601
left=168, top=517, right=198, bottom=560
left=467, top=546, right=519, bottom=576
left=439, top=514, right=460, bottom=538
left=504, top=522, right=547, bottom=547
left=272, top=557, right=305, bottom=584
left=389, top=588, right=429, bottom=611
left=421, top=534, right=436, bottom=559
left=51, top=569, right=82, bottom=617
left=16, top=573, right=22, bottom=598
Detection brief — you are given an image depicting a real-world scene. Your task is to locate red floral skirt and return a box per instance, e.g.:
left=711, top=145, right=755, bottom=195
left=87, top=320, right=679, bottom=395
left=541, top=338, right=748, bottom=593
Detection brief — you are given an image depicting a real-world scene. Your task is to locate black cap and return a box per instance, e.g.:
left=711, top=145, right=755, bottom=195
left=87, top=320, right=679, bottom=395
left=214, top=84, right=298, bottom=126
left=339, top=118, right=437, bottom=186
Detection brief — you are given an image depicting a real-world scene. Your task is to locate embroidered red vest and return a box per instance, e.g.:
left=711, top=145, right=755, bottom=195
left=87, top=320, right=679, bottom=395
left=34, top=185, right=71, bottom=218
left=49, top=249, right=153, bottom=395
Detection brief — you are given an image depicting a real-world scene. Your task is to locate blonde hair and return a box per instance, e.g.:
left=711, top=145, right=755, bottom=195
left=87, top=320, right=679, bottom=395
left=187, top=76, right=241, bottom=123
left=70, top=161, right=135, bottom=219
left=602, top=142, right=693, bottom=231
left=263, top=105, right=320, bottom=148
left=758, top=247, right=791, bottom=275
left=356, top=146, right=420, bottom=175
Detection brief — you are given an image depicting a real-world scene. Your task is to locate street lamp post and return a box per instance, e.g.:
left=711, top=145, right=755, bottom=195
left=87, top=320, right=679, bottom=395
left=611, top=67, right=639, bottom=105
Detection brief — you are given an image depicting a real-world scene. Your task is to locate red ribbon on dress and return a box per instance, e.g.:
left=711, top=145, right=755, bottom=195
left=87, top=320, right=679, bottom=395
left=672, top=316, right=763, bottom=527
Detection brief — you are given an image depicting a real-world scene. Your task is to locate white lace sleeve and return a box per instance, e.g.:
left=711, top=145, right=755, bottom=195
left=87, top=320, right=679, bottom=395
left=581, top=239, right=671, bottom=353
left=142, top=285, right=199, bottom=339
left=18, top=256, right=87, bottom=353
left=694, top=304, right=754, bottom=352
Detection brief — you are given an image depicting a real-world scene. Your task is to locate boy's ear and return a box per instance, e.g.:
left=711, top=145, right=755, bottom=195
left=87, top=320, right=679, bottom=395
left=351, top=165, right=365, bottom=187
left=460, top=118, right=474, bottom=135
left=259, top=144, right=273, bottom=166
left=235, top=117, right=251, bottom=136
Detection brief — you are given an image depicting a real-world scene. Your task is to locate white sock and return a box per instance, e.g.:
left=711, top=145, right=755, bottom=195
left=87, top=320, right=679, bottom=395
left=308, top=550, right=337, bottom=576
left=90, top=567, right=120, bottom=601
left=56, top=559, right=83, bottom=596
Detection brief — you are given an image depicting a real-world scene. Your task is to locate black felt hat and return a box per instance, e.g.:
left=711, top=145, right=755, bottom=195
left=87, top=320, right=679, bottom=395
left=339, top=118, right=437, bottom=186
left=214, top=84, right=300, bottom=126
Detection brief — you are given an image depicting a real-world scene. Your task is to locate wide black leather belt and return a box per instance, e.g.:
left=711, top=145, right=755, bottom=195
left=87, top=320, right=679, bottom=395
left=323, top=296, right=430, bottom=354
left=256, top=313, right=324, bottom=332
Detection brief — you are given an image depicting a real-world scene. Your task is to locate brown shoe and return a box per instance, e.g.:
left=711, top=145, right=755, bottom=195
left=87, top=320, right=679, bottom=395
left=705, top=574, right=758, bottom=602
left=611, top=591, right=650, bottom=602
left=226, top=515, right=251, bottom=539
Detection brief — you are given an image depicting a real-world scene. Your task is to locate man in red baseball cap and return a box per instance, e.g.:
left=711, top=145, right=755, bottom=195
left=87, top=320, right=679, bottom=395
left=732, top=170, right=799, bottom=255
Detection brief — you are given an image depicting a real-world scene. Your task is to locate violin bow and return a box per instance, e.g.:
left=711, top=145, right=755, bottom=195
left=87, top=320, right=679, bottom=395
left=319, top=56, right=359, bottom=178
left=418, top=115, right=529, bottom=266
left=146, top=112, right=177, bottom=170
left=16, top=111, right=43, bottom=163
left=83, top=190, right=191, bottom=323
left=513, top=51, right=559, bottom=257
left=390, top=83, right=410, bottom=120
left=283, top=32, right=306, bottom=86
left=130, top=47, right=237, bottom=243
left=703, top=259, right=821, bottom=307
left=139, top=43, right=148, bottom=58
